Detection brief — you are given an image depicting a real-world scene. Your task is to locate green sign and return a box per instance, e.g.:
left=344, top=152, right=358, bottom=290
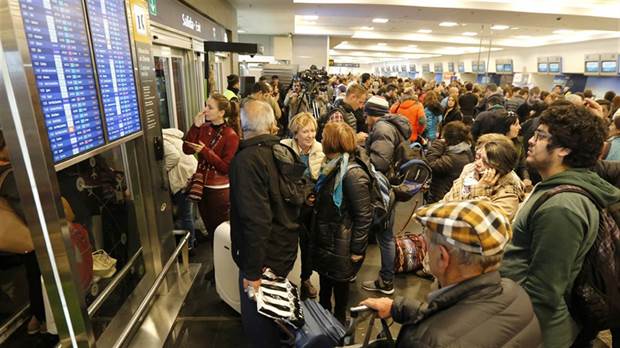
left=148, top=0, right=157, bottom=16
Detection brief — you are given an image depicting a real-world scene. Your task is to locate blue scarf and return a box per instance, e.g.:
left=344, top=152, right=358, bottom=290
left=315, top=153, right=349, bottom=208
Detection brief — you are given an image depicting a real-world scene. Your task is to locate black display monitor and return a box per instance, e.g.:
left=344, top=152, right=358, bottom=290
left=538, top=63, right=548, bottom=73
left=548, top=63, right=560, bottom=73
left=585, top=61, right=600, bottom=73
left=20, top=0, right=105, bottom=163
left=86, top=0, right=142, bottom=141
left=601, top=60, right=618, bottom=73
left=458, top=63, right=465, bottom=73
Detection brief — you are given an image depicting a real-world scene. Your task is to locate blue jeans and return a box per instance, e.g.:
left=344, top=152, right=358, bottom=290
left=376, top=209, right=395, bottom=282
left=238, top=274, right=283, bottom=347
left=172, top=191, right=195, bottom=248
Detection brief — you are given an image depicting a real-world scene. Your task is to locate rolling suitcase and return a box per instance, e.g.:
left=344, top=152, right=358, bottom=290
left=214, top=222, right=241, bottom=313
left=295, top=299, right=347, bottom=347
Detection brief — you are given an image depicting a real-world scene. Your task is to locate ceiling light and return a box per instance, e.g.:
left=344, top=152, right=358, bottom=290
left=407, top=44, right=417, bottom=48
left=439, top=22, right=458, bottom=27
left=237, top=29, right=246, bottom=33
left=360, top=26, right=374, bottom=30
left=340, top=41, right=348, bottom=45
left=491, top=25, right=510, bottom=30
left=462, top=32, right=477, bottom=36
left=302, top=15, right=318, bottom=20
left=377, top=42, right=387, bottom=46
left=511, top=27, right=520, bottom=30
left=372, top=18, right=389, bottom=23
left=553, top=29, right=574, bottom=34
left=418, top=29, right=432, bottom=33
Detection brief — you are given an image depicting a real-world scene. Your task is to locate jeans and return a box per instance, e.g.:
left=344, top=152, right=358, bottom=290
left=376, top=209, right=395, bottom=282
left=318, top=275, right=349, bottom=324
left=238, top=274, right=283, bottom=347
left=172, top=191, right=195, bottom=248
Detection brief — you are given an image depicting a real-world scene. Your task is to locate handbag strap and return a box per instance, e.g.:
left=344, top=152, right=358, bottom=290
left=0, top=168, right=13, bottom=191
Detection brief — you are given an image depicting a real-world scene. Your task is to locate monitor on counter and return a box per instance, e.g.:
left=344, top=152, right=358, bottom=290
left=538, top=63, right=548, bottom=73
left=585, top=61, right=600, bottom=73
left=601, top=60, right=618, bottom=73
left=20, top=0, right=106, bottom=163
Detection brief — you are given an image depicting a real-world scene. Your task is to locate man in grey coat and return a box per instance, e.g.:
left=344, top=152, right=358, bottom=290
left=362, top=199, right=542, bottom=348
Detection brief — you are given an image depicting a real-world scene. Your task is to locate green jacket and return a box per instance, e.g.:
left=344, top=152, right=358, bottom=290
left=500, top=169, right=620, bottom=347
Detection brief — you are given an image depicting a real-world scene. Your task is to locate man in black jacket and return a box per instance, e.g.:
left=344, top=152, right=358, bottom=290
left=362, top=200, right=542, bottom=347
left=230, top=99, right=300, bottom=346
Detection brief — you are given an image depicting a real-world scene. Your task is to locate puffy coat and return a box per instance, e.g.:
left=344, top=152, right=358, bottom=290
left=424, top=107, right=443, bottom=141
left=311, top=156, right=373, bottom=282
left=390, top=100, right=426, bottom=142
left=280, top=138, right=325, bottom=181
left=392, top=271, right=542, bottom=348
left=425, top=140, right=473, bottom=202
left=163, top=128, right=198, bottom=194
left=365, top=114, right=412, bottom=174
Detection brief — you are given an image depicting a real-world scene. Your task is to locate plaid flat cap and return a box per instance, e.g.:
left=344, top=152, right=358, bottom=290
left=414, top=199, right=512, bottom=256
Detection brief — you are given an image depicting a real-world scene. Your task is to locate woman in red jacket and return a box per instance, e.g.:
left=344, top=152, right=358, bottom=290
left=183, top=93, right=240, bottom=239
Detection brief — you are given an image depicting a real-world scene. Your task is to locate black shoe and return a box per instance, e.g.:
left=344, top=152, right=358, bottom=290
left=362, top=278, right=395, bottom=295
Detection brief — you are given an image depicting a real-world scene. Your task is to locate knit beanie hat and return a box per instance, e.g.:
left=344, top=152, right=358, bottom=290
left=364, top=96, right=389, bottom=117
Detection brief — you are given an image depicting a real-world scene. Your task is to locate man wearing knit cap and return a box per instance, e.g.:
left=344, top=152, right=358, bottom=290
left=361, top=95, right=411, bottom=295
left=362, top=200, right=542, bottom=347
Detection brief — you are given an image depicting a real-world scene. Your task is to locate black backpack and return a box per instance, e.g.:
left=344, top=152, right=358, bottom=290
left=349, top=158, right=395, bottom=229
left=272, top=143, right=308, bottom=207
left=384, top=122, right=425, bottom=187
left=528, top=185, right=620, bottom=331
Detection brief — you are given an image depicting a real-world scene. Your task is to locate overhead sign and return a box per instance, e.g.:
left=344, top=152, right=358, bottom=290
left=149, top=0, right=226, bottom=41
left=330, top=63, right=360, bottom=68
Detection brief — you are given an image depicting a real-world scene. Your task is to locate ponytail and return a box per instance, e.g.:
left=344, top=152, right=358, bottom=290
left=209, top=93, right=241, bottom=136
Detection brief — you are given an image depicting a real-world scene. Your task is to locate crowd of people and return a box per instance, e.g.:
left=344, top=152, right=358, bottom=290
left=169, top=71, right=620, bottom=347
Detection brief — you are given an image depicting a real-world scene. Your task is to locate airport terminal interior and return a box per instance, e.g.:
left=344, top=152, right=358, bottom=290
left=0, top=0, right=619, bottom=347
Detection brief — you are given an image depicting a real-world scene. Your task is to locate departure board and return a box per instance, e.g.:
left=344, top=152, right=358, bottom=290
left=86, top=0, right=141, bottom=141
left=20, top=0, right=105, bottom=163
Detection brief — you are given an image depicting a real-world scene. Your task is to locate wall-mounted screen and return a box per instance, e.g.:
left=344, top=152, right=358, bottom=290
left=447, top=62, right=454, bottom=72
left=422, top=64, right=430, bottom=73
left=548, top=63, right=561, bottom=73
left=601, top=60, right=618, bottom=73
left=434, top=63, right=443, bottom=73
left=538, top=63, right=548, bottom=73
left=20, top=0, right=106, bottom=163
left=458, top=62, right=465, bottom=73
left=585, top=61, right=600, bottom=73
left=86, top=0, right=142, bottom=141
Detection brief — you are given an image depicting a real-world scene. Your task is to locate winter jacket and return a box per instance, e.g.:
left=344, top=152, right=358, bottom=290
left=183, top=123, right=239, bottom=187
left=471, top=105, right=506, bottom=141
left=605, top=136, right=620, bottom=161
left=442, top=163, right=524, bottom=220
left=365, top=114, right=412, bottom=174
left=163, top=128, right=198, bottom=194
left=230, top=135, right=300, bottom=281
left=392, top=271, right=542, bottom=348
left=501, top=169, right=620, bottom=347
left=442, top=108, right=463, bottom=126
left=425, top=140, right=473, bottom=202
left=513, top=137, right=530, bottom=181
left=390, top=100, right=426, bottom=142
left=424, top=107, right=442, bottom=141
left=458, top=92, right=478, bottom=117
left=505, top=95, right=526, bottom=113
left=280, top=138, right=325, bottom=181
left=331, top=98, right=361, bottom=131
left=593, top=160, right=620, bottom=188
left=311, top=155, right=373, bottom=281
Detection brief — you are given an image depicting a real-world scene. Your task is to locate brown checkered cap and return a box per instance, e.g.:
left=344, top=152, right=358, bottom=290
left=414, top=199, right=512, bottom=256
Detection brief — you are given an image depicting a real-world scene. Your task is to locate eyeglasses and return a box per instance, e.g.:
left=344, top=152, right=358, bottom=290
left=532, top=129, right=553, bottom=142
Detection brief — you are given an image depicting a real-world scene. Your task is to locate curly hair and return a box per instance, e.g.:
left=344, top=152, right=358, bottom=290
left=539, top=101, right=607, bottom=168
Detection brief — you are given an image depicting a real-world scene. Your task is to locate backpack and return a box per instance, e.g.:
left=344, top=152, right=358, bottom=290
left=384, top=123, right=425, bottom=187
left=272, top=143, right=309, bottom=207
left=528, top=185, right=620, bottom=331
left=349, top=158, right=395, bottom=228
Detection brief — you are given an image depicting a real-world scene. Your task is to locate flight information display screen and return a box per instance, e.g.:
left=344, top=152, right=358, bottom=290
left=601, top=61, right=618, bottom=73
left=86, top=0, right=141, bottom=141
left=548, top=63, right=561, bottom=73
left=19, top=0, right=105, bottom=163
left=585, top=61, right=600, bottom=73
left=538, top=63, right=548, bottom=73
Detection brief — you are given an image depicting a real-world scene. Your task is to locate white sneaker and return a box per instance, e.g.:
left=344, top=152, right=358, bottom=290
left=92, top=250, right=117, bottom=278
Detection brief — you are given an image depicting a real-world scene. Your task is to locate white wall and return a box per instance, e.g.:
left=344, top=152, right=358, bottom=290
left=373, top=38, right=620, bottom=75
left=292, top=35, right=329, bottom=70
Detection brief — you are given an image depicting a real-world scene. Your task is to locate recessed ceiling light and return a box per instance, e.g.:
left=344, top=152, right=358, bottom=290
left=511, top=27, right=520, bottom=30
left=439, top=22, right=458, bottom=27
left=302, top=15, right=319, bottom=20
left=418, top=29, right=432, bottom=33
left=359, top=26, right=374, bottom=31
left=491, top=25, right=510, bottom=30
left=407, top=44, right=417, bottom=48
left=377, top=42, right=387, bottom=46
left=237, top=29, right=246, bottom=33
left=553, top=29, right=574, bottom=34
left=372, top=18, right=389, bottom=23
left=462, top=32, right=478, bottom=36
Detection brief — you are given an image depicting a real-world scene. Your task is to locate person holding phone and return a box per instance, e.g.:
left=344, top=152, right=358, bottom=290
left=183, top=93, right=240, bottom=240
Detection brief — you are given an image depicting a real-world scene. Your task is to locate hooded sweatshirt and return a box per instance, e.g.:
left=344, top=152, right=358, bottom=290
left=501, top=169, right=620, bottom=348
left=390, top=100, right=426, bottom=142
left=366, top=114, right=412, bottom=174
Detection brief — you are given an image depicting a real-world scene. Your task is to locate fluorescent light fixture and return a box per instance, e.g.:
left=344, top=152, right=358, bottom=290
left=418, top=29, right=432, bottom=33
left=340, top=41, right=348, bottom=45
left=302, top=15, right=319, bottom=20
left=511, top=27, right=520, bottom=30
left=359, top=26, right=374, bottom=30
left=372, top=18, right=389, bottom=23
left=553, top=29, right=574, bottom=34
left=377, top=42, right=387, bottom=46
left=462, top=32, right=477, bottom=36
left=439, top=22, right=458, bottom=27
left=407, top=44, right=417, bottom=48
left=237, top=29, right=246, bottom=33
left=491, top=25, right=510, bottom=30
